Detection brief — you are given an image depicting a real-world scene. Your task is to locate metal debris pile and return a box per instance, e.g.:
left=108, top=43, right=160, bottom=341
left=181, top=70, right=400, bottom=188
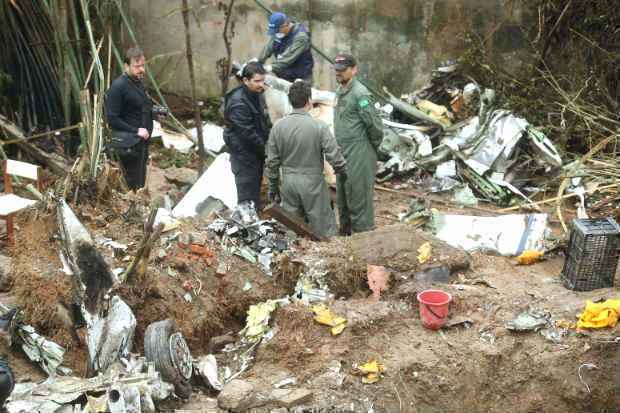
left=377, top=62, right=564, bottom=207
left=208, top=215, right=296, bottom=275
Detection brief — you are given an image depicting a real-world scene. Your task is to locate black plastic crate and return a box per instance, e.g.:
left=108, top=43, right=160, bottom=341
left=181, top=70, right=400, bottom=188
left=561, top=217, right=620, bottom=291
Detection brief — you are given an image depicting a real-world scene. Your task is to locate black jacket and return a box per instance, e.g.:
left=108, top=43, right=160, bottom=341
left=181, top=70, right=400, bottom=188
left=105, top=73, right=153, bottom=136
left=223, top=85, right=272, bottom=168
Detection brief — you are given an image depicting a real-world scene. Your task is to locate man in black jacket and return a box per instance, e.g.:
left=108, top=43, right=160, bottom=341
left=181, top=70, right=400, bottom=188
left=105, top=46, right=154, bottom=191
left=223, top=62, right=272, bottom=214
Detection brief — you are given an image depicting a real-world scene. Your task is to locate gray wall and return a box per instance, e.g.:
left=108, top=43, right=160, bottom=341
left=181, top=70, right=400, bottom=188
left=128, top=0, right=528, bottom=98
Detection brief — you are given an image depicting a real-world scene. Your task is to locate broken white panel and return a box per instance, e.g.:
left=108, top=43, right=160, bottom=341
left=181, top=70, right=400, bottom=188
left=152, top=121, right=194, bottom=154
left=432, top=213, right=549, bottom=256
left=265, top=75, right=336, bottom=122
left=196, top=355, right=223, bottom=391
left=173, top=153, right=237, bottom=218
left=87, top=296, right=136, bottom=375
left=190, top=122, right=226, bottom=153
left=0, top=194, right=37, bottom=216
left=153, top=208, right=181, bottom=232
left=5, top=159, right=39, bottom=180
left=435, top=160, right=457, bottom=178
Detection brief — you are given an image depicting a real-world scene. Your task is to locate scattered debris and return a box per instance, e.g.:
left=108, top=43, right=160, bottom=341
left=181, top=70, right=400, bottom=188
left=505, top=310, right=551, bottom=332
left=208, top=216, right=294, bottom=275
left=6, top=354, right=174, bottom=412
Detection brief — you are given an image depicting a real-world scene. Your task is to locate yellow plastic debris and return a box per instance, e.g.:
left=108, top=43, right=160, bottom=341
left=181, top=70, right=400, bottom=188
left=244, top=300, right=279, bottom=341
left=577, top=299, right=620, bottom=329
left=417, top=242, right=432, bottom=264
left=516, top=250, right=544, bottom=265
left=416, top=99, right=452, bottom=127
left=312, top=304, right=347, bottom=335
left=354, top=360, right=386, bottom=384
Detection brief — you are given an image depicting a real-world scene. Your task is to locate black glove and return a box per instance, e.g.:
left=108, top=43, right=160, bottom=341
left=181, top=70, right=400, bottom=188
left=268, top=181, right=281, bottom=204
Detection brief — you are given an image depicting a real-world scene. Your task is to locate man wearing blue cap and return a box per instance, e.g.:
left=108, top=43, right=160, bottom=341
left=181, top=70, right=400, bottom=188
left=258, top=12, right=314, bottom=83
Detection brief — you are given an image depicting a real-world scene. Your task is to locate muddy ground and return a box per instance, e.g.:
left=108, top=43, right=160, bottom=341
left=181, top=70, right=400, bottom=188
left=2, top=147, right=620, bottom=413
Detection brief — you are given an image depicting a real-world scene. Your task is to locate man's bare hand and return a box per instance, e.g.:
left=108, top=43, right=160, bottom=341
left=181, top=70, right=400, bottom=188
left=137, top=128, right=150, bottom=140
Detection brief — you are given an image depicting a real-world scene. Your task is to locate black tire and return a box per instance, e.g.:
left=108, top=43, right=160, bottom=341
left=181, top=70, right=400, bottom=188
left=144, top=319, right=192, bottom=399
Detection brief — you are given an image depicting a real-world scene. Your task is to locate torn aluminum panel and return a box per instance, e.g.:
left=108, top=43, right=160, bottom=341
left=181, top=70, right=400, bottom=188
left=431, top=212, right=550, bottom=256
left=0, top=306, right=67, bottom=377
left=57, top=200, right=134, bottom=376
left=6, top=356, right=174, bottom=412
left=446, top=110, right=526, bottom=176
left=86, top=296, right=136, bottom=375
left=377, top=124, right=434, bottom=179
left=17, top=325, right=66, bottom=377
left=196, top=355, right=223, bottom=391
left=173, top=153, right=238, bottom=218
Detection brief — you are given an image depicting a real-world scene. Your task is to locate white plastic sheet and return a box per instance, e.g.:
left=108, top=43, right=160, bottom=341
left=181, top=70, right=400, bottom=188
left=432, top=213, right=549, bottom=256
left=172, top=153, right=238, bottom=218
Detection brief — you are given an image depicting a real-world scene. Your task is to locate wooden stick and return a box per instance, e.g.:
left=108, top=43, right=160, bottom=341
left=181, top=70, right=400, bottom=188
left=121, top=208, right=162, bottom=283
left=181, top=0, right=207, bottom=174
left=0, top=123, right=82, bottom=146
left=500, top=182, right=620, bottom=212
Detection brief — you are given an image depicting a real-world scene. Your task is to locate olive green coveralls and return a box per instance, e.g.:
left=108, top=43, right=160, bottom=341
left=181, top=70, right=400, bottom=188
left=334, top=78, right=384, bottom=233
left=266, top=109, right=346, bottom=238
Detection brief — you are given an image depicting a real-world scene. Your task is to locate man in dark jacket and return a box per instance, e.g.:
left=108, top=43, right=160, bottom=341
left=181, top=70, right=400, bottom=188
left=258, top=12, right=314, bottom=83
left=105, top=46, right=154, bottom=191
left=223, top=62, right=272, bottom=214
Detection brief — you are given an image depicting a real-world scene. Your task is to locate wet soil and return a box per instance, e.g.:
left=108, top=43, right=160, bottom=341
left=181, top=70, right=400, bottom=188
left=2, top=156, right=620, bottom=412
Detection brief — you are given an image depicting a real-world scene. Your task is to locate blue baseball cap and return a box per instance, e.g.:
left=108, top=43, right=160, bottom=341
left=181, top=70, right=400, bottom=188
left=268, top=12, right=287, bottom=36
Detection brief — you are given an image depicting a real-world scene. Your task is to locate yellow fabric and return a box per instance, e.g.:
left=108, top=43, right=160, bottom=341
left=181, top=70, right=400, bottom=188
left=417, top=242, right=432, bottom=264
left=356, top=360, right=386, bottom=384
left=312, top=304, right=347, bottom=335
left=577, top=299, right=620, bottom=329
left=517, top=250, right=544, bottom=265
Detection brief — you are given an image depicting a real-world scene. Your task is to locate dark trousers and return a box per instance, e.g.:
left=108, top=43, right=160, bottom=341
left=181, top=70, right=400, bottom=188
left=115, top=140, right=149, bottom=190
left=232, top=157, right=263, bottom=210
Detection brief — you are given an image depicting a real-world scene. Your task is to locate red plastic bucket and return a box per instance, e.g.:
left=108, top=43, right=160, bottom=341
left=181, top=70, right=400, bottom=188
left=417, top=289, right=452, bottom=330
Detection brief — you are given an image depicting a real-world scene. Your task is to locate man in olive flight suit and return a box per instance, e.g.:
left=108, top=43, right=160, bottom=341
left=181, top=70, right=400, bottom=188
left=333, top=53, right=384, bottom=235
left=266, top=80, right=347, bottom=238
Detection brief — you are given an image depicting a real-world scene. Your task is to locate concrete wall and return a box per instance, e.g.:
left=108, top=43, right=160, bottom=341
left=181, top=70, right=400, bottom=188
left=128, top=0, right=528, bottom=98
